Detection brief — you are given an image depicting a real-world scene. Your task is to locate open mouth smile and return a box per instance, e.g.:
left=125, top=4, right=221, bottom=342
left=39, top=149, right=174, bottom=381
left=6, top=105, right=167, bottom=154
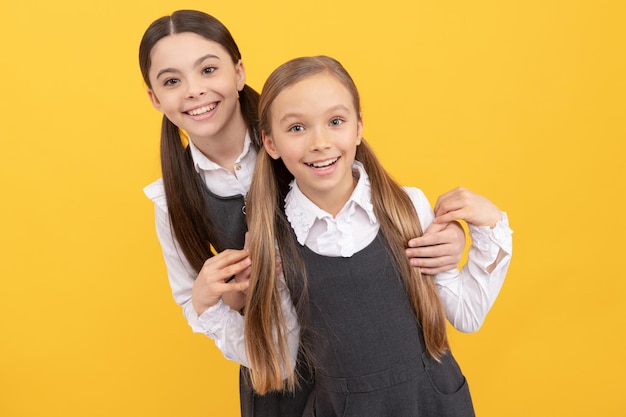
left=305, top=157, right=339, bottom=168
left=186, top=103, right=217, bottom=116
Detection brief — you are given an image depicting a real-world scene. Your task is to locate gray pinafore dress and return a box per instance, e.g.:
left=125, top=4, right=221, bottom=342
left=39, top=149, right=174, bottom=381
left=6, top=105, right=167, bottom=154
left=291, top=232, right=475, bottom=417
left=201, top=185, right=313, bottom=417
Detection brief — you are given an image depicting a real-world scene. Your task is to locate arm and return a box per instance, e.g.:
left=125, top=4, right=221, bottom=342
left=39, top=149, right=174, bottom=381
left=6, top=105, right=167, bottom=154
left=198, top=271, right=300, bottom=371
left=145, top=181, right=252, bottom=365
left=405, top=187, right=513, bottom=333
left=146, top=180, right=299, bottom=369
left=146, top=179, right=247, bottom=330
left=149, top=195, right=255, bottom=365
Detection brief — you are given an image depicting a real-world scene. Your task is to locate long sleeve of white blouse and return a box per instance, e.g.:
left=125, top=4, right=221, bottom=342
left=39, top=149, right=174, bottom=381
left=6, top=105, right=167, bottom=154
left=407, top=188, right=514, bottom=332
left=397, top=187, right=513, bottom=333
left=435, top=221, right=512, bottom=332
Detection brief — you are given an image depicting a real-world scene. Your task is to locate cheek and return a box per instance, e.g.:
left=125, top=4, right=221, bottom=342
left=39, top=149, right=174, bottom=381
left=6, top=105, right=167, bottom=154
left=155, top=97, right=176, bottom=113
left=216, top=75, right=239, bottom=96
left=274, top=142, right=301, bottom=163
left=151, top=89, right=172, bottom=106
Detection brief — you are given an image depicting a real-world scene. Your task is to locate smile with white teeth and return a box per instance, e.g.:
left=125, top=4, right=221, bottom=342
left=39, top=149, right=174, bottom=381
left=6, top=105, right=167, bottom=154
left=306, top=157, right=339, bottom=168
left=187, top=103, right=217, bottom=116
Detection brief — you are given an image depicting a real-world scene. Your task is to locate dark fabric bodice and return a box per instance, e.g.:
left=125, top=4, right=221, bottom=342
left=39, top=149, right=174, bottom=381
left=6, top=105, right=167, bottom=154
left=292, top=233, right=425, bottom=379
left=200, top=181, right=246, bottom=251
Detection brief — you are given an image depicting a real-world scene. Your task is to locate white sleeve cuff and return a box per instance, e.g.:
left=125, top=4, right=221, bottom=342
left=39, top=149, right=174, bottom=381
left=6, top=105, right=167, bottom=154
left=468, top=211, right=513, bottom=255
left=198, top=300, right=235, bottom=338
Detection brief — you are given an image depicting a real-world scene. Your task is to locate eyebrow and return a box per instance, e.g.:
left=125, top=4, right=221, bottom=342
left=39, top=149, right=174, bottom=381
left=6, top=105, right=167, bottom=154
left=278, top=104, right=352, bottom=124
left=155, top=53, right=221, bottom=80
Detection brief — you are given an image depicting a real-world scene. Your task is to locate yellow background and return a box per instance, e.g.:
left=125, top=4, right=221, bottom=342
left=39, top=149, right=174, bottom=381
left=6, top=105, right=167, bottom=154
left=1, top=0, right=624, bottom=416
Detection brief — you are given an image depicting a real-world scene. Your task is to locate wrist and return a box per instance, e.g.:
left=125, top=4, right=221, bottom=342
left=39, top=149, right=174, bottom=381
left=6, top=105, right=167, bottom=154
left=193, top=298, right=218, bottom=317
left=488, top=211, right=502, bottom=229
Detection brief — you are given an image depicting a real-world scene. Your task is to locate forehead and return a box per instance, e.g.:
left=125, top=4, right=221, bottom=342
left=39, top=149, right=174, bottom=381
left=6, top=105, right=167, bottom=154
left=272, top=73, right=356, bottom=113
left=149, top=32, right=231, bottom=74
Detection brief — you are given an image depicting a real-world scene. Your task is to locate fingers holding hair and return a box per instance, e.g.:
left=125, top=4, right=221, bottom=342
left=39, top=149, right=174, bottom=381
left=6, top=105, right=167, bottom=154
left=433, top=187, right=502, bottom=228
left=192, top=249, right=251, bottom=315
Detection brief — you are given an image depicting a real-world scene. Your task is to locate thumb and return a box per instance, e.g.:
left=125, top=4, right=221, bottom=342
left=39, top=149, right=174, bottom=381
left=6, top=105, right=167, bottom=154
left=243, top=232, right=250, bottom=249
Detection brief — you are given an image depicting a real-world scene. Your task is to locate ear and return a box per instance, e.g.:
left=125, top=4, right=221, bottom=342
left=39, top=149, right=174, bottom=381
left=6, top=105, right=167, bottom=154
left=147, top=88, right=161, bottom=111
left=356, top=112, right=363, bottom=145
left=263, top=131, right=280, bottom=160
left=235, top=60, right=246, bottom=92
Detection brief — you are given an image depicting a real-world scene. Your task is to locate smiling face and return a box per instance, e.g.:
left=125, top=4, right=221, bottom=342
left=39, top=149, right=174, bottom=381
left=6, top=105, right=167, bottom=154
left=263, top=72, right=363, bottom=215
left=146, top=32, right=246, bottom=144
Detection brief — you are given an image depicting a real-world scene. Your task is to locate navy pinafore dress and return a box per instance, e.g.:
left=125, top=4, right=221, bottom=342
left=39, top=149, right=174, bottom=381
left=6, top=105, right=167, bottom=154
left=291, top=232, right=475, bottom=417
left=202, top=185, right=313, bottom=417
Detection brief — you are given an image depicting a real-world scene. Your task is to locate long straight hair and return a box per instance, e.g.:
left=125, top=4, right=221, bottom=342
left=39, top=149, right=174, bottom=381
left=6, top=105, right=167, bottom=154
left=244, top=56, right=449, bottom=394
left=138, top=10, right=261, bottom=272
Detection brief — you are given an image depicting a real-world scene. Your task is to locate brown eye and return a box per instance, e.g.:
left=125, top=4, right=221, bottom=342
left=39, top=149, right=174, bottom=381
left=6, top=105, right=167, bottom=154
left=164, top=78, right=179, bottom=87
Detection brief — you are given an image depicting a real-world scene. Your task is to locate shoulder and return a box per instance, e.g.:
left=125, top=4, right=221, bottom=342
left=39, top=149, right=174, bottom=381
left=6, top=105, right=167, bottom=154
left=143, top=178, right=168, bottom=211
left=401, top=186, right=429, bottom=205
left=401, top=186, right=434, bottom=225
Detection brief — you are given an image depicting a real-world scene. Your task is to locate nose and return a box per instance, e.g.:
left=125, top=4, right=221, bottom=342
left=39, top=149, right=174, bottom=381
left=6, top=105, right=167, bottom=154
left=310, top=128, right=331, bottom=151
left=186, top=77, right=207, bottom=99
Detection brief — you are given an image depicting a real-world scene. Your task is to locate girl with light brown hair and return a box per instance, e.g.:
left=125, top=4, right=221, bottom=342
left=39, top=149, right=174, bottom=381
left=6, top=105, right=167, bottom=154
left=241, top=55, right=513, bottom=416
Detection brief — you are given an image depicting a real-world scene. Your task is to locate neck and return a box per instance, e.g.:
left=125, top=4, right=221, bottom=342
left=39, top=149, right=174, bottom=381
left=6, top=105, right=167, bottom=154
left=305, top=176, right=358, bottom=218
